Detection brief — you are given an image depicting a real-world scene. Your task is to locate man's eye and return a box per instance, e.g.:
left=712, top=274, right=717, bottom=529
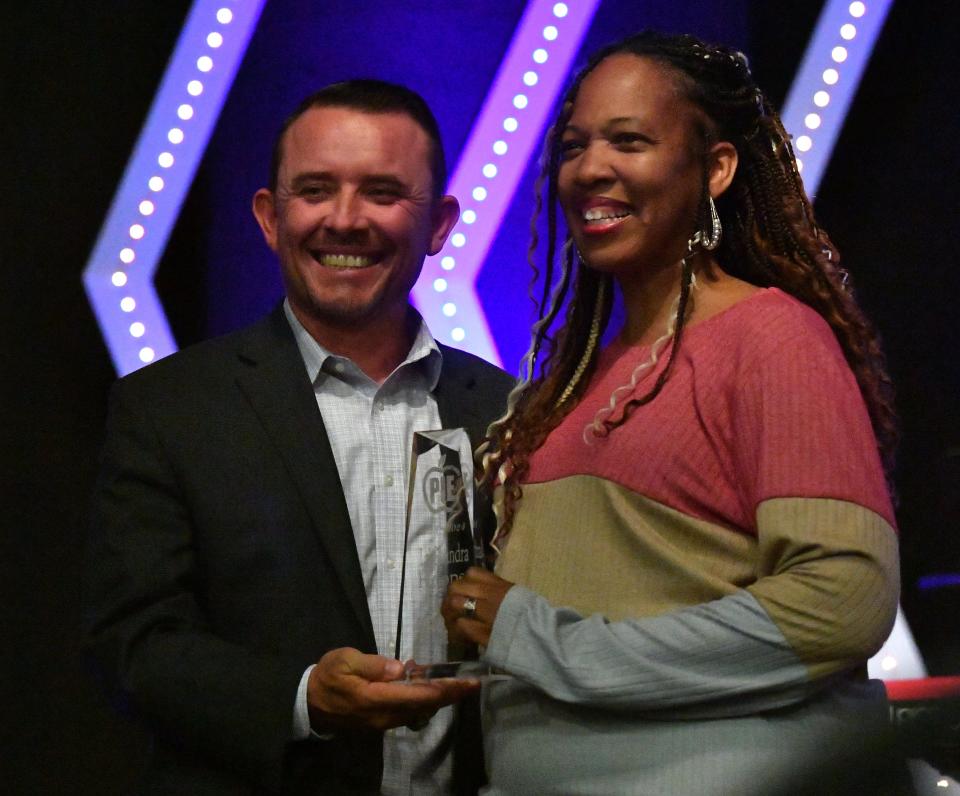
left=367, top=188, right=402, bottom=203
left=299, top=185, right=330, bottom=199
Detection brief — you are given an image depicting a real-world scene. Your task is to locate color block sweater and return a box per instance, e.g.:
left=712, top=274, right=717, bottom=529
left=480, top=288, right=899, bottom=795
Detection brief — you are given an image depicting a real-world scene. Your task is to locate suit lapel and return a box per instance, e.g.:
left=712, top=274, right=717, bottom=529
left=434, top=345, right=494, bottom=451
left=234, top=309, right=375, bottom=647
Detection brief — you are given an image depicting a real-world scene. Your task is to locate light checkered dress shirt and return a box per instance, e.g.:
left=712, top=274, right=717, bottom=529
left=285, top=302, right=454, bottom=795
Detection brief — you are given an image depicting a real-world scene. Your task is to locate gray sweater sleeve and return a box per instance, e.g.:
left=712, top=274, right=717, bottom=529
left=482, top=585, right=821, bottom=717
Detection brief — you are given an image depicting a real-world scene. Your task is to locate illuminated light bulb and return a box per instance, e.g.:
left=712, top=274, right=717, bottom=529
left=472, top=186, right=487, bottom=201
left=832, top=46, right=848, bottom=63
left=139, top=200, right=155, bottom=216
left=451, top=233, right=466, bottom=248
left=553, top=2, right=568, bottom=17
left=482, top=163, right=498, bottom=178
left=533, top=48, right=548, bottom=64
left=822, top=68, right=839, bottom=85
left=936, top=779, right=949, bottom=789
left=840, top=23, right=856, bottom=40
left=805, top=113, right=821, bottom=130
left=168, top=128, right=184, bottom=144
left=158, top=152, right=174, bottom=168
left=112, top=271, right=128, bottom=287
left=139, top=347, right=155, bottom=363
left=513, top=94, right=528, bottom=109
left=178, top=104, right=194, bottom=120
left=119, top=248, right=135, bottom=264
left=523, top=71, right=538, bottom=87
left=120, top=297, right=136, bottom=312
left=814, top=90, right=830, bottom=107
left=433, top=278, right=448, bottom=292
left=216, top=7, right=233, bottom=24
left=503, top=117, right=518, bottom=132
left=493, top=140, right=508, bottom=155
left=451, top=327, right=466, bottom=342
left=543, top=25, right=558, bottom=41
left=880, top=656, right=898, bottom=671
left=442, top=302, right=457, bottom=317
left=129, top=224, right=145, bottom=240
left=849, top=1, right=866, bottom=18
left=441, top=256, right=455, bottom=270
left=796, top=158, right=804, bottom=172
left=197, top=55, right=213, bottom=72
left=130, top=322, right=146, bottom=338
left=796, top=135, right=812, bottom=152
left=462, top=210, right=477, bottom=224
left=207, top=31, right=223, bottom=48
left=187, top=80, right=203, bottom=96
left=148, top=176, right=164, bottom=192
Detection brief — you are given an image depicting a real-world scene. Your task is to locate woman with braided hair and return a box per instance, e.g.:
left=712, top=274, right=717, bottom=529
left=441, top=31, right=903, bottom=793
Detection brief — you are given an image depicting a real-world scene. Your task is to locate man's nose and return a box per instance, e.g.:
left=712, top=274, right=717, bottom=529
left=573, top=141, right=615, bottom=187
left=322, top=192, right=367, bottom=235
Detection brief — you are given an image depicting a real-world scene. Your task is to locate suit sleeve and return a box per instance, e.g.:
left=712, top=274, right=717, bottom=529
left=83, top=378, right=306, bottom=790
left=481, top=315, right=898, bottom=715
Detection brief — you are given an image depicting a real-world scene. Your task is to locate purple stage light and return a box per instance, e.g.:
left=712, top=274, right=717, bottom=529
left=780, top=0, right=893, bottom=196
left=83, top=1, right=266, bottom=376
left=412, top=0, right=600, bottom=365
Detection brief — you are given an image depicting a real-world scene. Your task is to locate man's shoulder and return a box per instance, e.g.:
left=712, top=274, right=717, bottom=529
left=115, top=310, right=282, bottom=394
left=438, top=343, right=515, bottom=390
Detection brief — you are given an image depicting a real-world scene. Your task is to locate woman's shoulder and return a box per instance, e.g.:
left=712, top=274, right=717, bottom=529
left=691, top=287, right=840, bottom=362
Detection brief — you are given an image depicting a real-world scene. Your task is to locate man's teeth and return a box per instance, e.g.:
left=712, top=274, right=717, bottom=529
left=317, top=253, right=375, bottom=268
left=583, top=208, right=630, bottom=222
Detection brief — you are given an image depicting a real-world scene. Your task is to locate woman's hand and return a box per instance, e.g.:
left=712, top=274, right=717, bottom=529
left=442, top=567, right=515, bottom=647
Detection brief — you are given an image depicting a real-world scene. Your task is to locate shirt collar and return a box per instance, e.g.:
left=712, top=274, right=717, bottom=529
left=283, top=299, right=442, bottom=391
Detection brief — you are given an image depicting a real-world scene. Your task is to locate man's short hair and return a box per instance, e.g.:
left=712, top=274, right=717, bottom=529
left=269, top=79, right=447, bottom=200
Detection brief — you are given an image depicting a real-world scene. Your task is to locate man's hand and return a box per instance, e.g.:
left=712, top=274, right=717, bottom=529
left=442, top=566, right=514, bottom=647
left=307, top=648, right=479, bottom=733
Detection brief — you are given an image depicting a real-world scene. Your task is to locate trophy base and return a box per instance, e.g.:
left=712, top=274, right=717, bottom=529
left=403, top=660, right=512, bottom=683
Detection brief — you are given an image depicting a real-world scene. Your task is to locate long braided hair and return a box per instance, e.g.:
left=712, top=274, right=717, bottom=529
left=481, top=31, right=897, bottom=545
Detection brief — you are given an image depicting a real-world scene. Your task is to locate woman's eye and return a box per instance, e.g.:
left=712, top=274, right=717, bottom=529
left=612, top=133, right=648, bottom=150
left=559, top=139, right=584, bottom=158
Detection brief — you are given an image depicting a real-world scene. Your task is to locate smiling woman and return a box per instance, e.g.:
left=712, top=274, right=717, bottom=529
left=441, top=30, right=908, bottom=794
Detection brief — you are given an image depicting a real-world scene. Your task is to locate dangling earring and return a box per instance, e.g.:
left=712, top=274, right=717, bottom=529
left=698, top=195, right=722, bottom=251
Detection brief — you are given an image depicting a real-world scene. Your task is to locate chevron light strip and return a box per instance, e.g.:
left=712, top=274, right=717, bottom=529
left=412, top=1, right=600, bottom=365
left=83, top=1, right=266, bottom=376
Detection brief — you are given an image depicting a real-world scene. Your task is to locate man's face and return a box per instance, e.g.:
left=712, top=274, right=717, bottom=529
left=253, top=106, right=458, bottom=332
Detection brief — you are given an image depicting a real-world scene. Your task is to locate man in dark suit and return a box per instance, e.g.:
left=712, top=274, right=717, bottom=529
left=85, top=80, right=514, bottom=794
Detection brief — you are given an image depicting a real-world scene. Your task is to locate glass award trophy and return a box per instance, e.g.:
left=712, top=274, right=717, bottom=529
left=395, top=429, right=507, bottom=682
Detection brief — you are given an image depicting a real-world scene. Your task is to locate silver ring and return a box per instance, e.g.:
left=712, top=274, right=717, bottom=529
left=462, top=597, right=477, bottom=619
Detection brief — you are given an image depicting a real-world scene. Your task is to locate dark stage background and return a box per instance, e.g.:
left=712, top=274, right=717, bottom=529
left=4, top=1, right=958, bottom=792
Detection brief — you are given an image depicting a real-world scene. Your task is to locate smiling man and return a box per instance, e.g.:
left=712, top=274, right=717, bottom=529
left=85, top=81, right=513, bottom=795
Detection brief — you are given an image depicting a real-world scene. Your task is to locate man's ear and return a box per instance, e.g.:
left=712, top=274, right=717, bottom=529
left=428, top=195, right=461, bottom=256
left=707, top=141, right=738, bottom=199
left=252, top=188, right=279, bottom=251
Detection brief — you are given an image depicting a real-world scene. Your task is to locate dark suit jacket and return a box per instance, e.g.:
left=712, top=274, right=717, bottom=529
left=84, top=306, right=514, bottom=794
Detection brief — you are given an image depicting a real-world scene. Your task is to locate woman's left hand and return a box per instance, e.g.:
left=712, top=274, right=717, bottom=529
left=442, top=567, right=514, bottom=647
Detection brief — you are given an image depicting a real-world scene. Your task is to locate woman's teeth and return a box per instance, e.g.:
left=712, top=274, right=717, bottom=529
left=583, top=208, right=630, bottom=222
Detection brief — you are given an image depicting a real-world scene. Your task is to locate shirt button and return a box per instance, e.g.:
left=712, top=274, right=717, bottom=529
left=384, top=475, right=394, bottom=487
left=375, top=401, right=385, bottom=412
left=387, top=558, right=396, bottom=569
left=333, top=361, right=345, bottom=373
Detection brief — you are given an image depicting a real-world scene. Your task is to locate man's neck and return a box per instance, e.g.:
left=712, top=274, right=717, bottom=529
left=291, top=303, right=420, bottom=384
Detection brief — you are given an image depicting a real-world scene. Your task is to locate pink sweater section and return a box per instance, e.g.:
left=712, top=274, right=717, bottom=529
left=524, top=288, right=896, bottom=533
